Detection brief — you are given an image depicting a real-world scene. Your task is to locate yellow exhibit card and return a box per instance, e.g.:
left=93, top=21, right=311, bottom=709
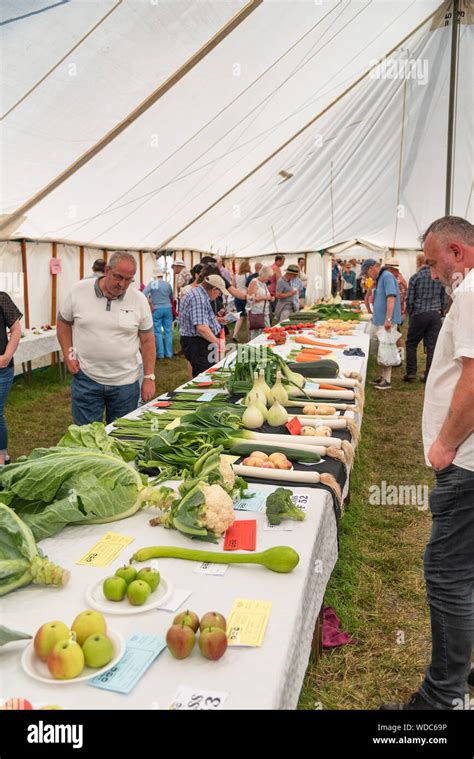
left=76, top=532, right=135, bottom=567
left=226, top=599, right=272, bottom=647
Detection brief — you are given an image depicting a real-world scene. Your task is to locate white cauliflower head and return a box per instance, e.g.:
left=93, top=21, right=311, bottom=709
left=219, top=456, right=236, bottom=491
left=199, top=483, right=235, bottom=534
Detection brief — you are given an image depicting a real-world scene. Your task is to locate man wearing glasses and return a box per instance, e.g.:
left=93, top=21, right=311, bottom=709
left=57, top=251, right=156, bottom=424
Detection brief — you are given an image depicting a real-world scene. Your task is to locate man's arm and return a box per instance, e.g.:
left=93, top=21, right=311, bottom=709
left=138, top=329, right=156, bottom=403
left=428, top=357, right=474, bottom=469
left=406, top=276, right=415, bottom=315
left=57, top=317, right=80, bottom=373
left=384, top=295, right=396, bottom=329
left=196, top=324, right=219, bottom=345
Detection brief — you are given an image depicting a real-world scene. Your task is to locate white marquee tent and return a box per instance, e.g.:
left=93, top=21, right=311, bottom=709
left=0, top=0, right=472, bottom=318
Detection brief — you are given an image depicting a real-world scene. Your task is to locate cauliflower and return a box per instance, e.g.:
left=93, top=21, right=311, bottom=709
left=150, top=480, right=234, bottom=543
left=199, top=483, right=234, bottom=534
left=219, top=456, right=236, bottom=490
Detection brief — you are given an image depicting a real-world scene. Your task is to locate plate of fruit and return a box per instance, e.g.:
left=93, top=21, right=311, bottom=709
left=86, top=564, right=173, bottom=615
left=22, top=612, right=125, bottom=684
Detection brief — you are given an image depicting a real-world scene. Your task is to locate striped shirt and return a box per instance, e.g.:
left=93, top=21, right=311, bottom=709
left=407, top=266, right=450, bottom=316
left=179, top=285, right=220, bottom=337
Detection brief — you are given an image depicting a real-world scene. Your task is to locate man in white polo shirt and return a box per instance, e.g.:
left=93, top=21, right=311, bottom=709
left=382, top=216, right=474, bottom=711
left=57, top=251, right=156, bottom=425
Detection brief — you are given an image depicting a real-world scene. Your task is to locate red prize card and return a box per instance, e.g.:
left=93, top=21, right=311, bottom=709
left=286, top=417, right=302, bottom=436
left=153, top=401, right=171, bottom=408
left=206, top=367, right=219, bottom=373
left=193, top=381, right=213, bottom=387
left=224, top=520, right=256, bottom=551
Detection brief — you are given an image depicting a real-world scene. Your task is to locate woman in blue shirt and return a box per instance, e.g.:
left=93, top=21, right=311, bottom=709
left=143, top=267, right=173, bottom=359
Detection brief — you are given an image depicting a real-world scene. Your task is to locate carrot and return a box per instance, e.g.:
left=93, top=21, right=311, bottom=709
left=294, top=347, right=333, bottom=356
left=318, top=383, right=347, bottom=391
left=295, top=354, right=323, bottom=362
left=308, top=338, right=348, bottom=349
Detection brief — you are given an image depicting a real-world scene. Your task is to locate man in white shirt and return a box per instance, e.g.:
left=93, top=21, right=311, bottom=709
left=382, top=216, right=474, bottom=711
left=57, top=251, right=156, bottom=425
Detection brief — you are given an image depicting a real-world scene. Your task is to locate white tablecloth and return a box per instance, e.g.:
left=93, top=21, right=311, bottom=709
left=0, top=320, right=368, bottom=710
left=15, top=330, right=60, bottom=364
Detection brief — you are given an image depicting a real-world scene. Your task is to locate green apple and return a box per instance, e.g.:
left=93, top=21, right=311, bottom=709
left=115, top=565, right=137, bottom=585
left=33, top=621, right=70, bottom=662
left=71, top=610, right=106, bottom=646
left=127, top=579, right=151, bottom=606
left=47, top=640, right=85, bottom=679
left=136, top=567, right=160, bottom=592
left=103, top=576, right=127, bottom=602
left=82, top=634, right=114, bottom=668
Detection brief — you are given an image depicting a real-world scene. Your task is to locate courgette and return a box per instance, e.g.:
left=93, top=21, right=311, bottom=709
left=286, top=359, right=339, bottom=378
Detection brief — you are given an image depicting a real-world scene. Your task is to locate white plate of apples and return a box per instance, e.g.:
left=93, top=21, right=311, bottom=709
left=22, top=613, right=125, bottom=684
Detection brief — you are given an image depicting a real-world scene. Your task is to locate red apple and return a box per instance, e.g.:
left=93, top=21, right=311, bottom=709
left=198, top=627, right=228, bottom=661
left=172, top=610, right=200, bottom=633
left=166, top=624, right=195, bottom=659
left=199, top=612, right=226, bottom=632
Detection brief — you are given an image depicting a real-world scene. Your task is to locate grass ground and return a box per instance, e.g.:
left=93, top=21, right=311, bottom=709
left=6, top=325, right=434, bottom=710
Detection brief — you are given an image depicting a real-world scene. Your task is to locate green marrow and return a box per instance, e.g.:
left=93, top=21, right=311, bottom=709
left=286, top=359, right=339, bottom=378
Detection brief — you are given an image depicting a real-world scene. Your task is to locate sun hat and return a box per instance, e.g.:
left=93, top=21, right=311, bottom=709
left=153, top=266, right=164, bottom=276
left=203, top=274, right=230, bottom=296
left=172, top=259, right=186, bottom=267
left=385, top=257, right=400, bottom=268
left=285, top=264, right=300, bottom=274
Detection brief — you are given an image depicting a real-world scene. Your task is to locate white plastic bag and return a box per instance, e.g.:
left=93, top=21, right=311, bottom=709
left=376, top=327, right=402, bottom=366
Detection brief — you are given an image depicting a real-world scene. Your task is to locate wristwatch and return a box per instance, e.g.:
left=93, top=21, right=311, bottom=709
left=143, top=374, right=156, bottom=381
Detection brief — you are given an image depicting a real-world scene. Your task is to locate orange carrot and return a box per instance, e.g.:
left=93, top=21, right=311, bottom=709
left=318, top=383, right=346, bottom=391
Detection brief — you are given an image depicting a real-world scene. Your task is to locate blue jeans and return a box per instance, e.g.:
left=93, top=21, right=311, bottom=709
left=152, top=307, right=173, bottom=358
left=419, top=464, right=474, bottom=708
left=71, top=369, right=140, bottom=426
left=0, top=366, right=14, bottom=453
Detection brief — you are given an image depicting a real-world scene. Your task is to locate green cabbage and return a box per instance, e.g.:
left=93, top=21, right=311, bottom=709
left=0, top=446, right=161, bottom=541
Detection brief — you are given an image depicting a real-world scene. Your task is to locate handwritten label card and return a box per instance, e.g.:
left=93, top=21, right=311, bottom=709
left=169, top=686, right=228, bottom=710
left=224, top=520, right=256, bottom=551
left=227, top=599, right=272, bottom=647
left=88, top=634, right=166, bottom=694
left=76, top=532, right=134, bottom=567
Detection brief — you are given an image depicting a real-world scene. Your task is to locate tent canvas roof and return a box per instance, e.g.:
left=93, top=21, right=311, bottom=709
left=1, top=1, right=472, bottom=254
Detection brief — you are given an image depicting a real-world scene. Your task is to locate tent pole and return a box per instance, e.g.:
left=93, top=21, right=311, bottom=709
left=20, top=240, right=30, bottom=329
left=103, top=249, right=108, bottom=265
left=139, top=250, right=144, bottom=286
left=445, top=0, right=459, bottom=215
left=79, top=245, right=84, bottom=279
left=51, top=241, right=57, bottom=366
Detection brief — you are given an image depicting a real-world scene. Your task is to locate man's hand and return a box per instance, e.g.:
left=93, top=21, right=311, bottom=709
left=217, top=314, right=227, bottom=324
left=141, top=378, right=156, bottom=403
left=428, top=437, right=457, bottom=471
left=384, top=318, right=392, bottom=331
left=0, top=354, right=11, bottom=369
left=66, top=357, right=80, bottom=374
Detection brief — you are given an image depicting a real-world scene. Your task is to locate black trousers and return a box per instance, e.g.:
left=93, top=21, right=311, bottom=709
left=180, top=335, right=216, bottom=377
left=406, top=311, right=442, bottom=378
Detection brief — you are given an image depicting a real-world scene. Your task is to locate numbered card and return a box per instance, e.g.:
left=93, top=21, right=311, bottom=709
left=226, top=599, right=272, bottom=647
left=197, top=390, right=222, bottom=402
left=158, top=589, right=192, bottom=612
left=169, top=686, right=228, bottom=711
left=88, top=634, right=166, bottom=694
left=76, top=532, right=134, bottom=567
left=194, top=562, right=228, bottom=576
left=233, top=490, right=267, bottom=513
left=291, top=493, right=310, bottom=512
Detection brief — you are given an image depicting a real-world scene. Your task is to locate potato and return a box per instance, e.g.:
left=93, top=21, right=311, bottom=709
left=250, top=451, right=268, bottom=461
left=243, top=457, right=258, bottom=466
left=269, top=452, right=286, bottom=463
left=275, top=459, right=292, bottom=470
left=260, top=461, right=276, bottom=469
left=303, top=404, right=317, bottom=415
left=300, top=426, right=317, bottom=435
